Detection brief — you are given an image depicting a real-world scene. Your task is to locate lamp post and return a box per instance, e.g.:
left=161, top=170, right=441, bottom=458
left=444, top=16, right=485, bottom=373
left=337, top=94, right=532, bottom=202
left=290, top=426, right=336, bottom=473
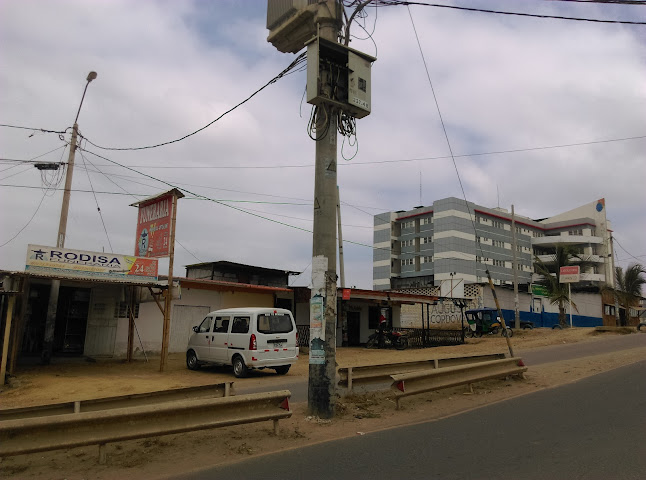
left=42, top=71, right=97, bottom=364
left=57, top=71, right=97, bottom=248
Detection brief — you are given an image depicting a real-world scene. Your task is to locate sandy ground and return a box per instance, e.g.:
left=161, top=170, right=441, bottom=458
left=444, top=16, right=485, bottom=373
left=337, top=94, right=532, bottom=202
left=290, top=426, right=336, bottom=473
left=1, top=328, right=644, bottom=479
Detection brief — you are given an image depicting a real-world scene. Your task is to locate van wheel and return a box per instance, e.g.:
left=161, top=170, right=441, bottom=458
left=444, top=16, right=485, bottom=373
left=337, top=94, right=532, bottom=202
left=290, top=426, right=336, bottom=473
left=274, top=365, right=290, bottom=375
left=232, top=356, right=248, bottom=378
left=186, top=350, right=200, bottom=371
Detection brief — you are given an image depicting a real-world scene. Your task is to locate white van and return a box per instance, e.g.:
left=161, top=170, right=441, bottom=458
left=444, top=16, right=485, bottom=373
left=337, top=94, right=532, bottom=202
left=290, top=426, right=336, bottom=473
left=186, top=307, right=298, bottom=378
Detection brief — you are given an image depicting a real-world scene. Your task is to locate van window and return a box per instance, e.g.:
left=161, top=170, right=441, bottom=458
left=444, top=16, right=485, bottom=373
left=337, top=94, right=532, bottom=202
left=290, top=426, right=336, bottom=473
left=197, top=317, right=213, bottom=333
left=257, top=314, right=293, bottom=334
left=214, top=316, right=230, bottom=333
left=231, top=316, right=250, bottom=334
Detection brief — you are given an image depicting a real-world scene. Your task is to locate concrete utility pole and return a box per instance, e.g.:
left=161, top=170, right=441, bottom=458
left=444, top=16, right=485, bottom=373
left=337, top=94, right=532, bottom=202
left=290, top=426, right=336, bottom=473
left=308, top=1, right=341, bottom=419
left=511, top=205, right=520, bottom=329
left=42, top=71, right=97, bottom=364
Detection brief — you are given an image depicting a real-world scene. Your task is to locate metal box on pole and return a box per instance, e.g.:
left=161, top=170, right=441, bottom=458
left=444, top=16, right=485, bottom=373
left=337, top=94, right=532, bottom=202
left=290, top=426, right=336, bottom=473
left=306, top=36, right=376, bottom=118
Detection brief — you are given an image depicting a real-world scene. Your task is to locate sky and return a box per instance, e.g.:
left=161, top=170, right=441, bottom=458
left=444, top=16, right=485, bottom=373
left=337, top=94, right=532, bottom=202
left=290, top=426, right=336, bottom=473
left=1, top=0, right=645, bottom=290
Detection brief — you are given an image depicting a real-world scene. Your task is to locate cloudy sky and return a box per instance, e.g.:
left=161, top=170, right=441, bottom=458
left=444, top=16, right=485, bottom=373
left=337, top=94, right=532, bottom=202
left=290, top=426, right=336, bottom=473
left=1, top=0, right=645, bottom=289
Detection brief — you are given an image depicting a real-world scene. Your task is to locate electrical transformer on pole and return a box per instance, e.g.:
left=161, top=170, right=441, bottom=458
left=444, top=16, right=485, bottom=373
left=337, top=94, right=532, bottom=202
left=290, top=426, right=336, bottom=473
left=266, top=0, right=375, bottom=418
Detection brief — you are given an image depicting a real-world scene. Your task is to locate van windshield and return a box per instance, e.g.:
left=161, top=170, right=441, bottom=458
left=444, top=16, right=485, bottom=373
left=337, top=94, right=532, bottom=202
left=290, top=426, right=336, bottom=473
left=257, top=314, right=293, bottom=334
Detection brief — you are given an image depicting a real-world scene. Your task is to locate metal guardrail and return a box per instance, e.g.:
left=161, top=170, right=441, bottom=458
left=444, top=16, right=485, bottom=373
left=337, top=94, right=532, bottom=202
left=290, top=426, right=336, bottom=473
left=0, top=390, right=291, bottom=464
left=338, top=353, right=506, bottom=392
left=0, top=382, right=234, bottom=422
left=390, top=357, right=527, bottom=409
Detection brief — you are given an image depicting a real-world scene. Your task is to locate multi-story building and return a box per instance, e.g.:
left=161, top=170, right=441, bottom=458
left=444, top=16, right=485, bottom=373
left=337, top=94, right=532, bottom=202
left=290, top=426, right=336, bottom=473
left=373, top=197, right=614, bottom=292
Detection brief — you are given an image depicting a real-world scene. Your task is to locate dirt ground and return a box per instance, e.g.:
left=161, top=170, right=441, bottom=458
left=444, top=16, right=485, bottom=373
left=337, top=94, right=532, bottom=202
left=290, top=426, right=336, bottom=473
left=1, top=328, right=644, bottom=479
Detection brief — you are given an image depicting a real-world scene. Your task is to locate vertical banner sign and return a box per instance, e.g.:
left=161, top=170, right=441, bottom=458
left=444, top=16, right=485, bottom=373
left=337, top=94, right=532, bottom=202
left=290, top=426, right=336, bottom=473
left=135, top=193, right=173, bottom=258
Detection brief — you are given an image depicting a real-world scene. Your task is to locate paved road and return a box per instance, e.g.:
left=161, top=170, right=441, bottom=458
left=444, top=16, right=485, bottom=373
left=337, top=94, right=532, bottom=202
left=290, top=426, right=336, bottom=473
left=176, top=360, right=646, bottom=480
left=236, top=332, right=646, bottom=401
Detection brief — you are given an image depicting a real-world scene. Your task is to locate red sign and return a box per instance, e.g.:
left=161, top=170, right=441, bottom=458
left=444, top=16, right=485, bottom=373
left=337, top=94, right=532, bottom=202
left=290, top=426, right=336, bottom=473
left=342, top=289, right=351, bottom=300
left=559, top=265, right=580, bottom=283
left=135, top=193, right=173, bottom=257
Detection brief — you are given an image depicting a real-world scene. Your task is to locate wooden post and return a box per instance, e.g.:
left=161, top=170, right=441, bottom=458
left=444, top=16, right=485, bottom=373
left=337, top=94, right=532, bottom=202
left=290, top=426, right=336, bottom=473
left=127, top=286, right=135, bottom=363
left=160, top=193, right=178, bottom=373
left=9, top=277, right=29, bottom=375
left=1, top=295, right=16, bottom=385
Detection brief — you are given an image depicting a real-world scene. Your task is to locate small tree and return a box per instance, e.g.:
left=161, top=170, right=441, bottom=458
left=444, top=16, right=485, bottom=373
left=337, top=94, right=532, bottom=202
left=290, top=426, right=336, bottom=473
left=613, top=263, right=646, bottom=325
left=533, top=244, right=591, bottom=327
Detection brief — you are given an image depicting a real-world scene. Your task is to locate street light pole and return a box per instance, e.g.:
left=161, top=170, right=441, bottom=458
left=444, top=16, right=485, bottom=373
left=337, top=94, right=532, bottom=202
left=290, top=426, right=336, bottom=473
left=42, top=71, right=97, bottom=364
left=57, top=71, right=97, bottom=248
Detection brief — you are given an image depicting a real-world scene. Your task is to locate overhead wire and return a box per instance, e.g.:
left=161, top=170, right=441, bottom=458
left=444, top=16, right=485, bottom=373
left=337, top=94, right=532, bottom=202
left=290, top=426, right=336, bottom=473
left=78, top=149, right=114, bottom=252
left=71, top=134, right=646, bottom=170
left=0, top=187, right=51, bottom=248
left=373, top=0, right=646, bottom=24
left=79, top=53, right=307, bottom=152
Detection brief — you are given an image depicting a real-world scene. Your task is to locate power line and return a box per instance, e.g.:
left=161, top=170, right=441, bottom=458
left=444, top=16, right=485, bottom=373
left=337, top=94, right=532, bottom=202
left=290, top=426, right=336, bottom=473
left=76, top=153, right=203, bottom=263
left=78, top=53, right=307, bottom=152
left=0, top=123, right=68, bottom=135
left=406, top=6, right=488, bottom=267
left=376, top=0, right=646, bottom=24
left=613, top=237, right=644, bottom=263
left=0, top=187, right=51, bottom=248
left=77, top=134, right=646, bottom=170
left=78, top=149, right=114, bottom=252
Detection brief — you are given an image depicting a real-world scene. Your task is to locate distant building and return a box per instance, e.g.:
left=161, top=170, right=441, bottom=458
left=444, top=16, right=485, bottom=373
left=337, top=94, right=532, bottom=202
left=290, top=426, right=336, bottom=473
left=373, top=197, right=614, bottom=292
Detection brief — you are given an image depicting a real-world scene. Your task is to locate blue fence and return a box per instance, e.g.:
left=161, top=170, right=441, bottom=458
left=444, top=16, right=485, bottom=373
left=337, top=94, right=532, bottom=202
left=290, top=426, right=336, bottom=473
left=499, top=309, right=602, bottom=328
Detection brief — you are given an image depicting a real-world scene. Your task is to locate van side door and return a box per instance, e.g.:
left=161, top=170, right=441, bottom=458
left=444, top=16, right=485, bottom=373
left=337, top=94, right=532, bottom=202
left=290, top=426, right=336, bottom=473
left=192, top=316, right=213, bottom=360
left=211, top=315, right=231, bottom=363
left=227, top=315, right=250, bottom=361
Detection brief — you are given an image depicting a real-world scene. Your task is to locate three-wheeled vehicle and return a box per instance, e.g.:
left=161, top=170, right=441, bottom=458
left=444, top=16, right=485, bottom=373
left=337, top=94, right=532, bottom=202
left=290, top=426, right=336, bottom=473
left=464, top=307, right=513, bottom=338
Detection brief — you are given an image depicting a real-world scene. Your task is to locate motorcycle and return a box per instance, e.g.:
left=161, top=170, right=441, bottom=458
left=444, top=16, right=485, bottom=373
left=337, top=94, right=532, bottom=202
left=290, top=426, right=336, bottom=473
left=365, top=328, right=409, bottom=350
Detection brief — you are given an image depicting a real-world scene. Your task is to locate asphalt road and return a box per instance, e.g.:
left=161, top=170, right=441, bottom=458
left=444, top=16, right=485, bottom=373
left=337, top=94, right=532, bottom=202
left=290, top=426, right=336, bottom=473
left=235, top=332, right=646, bottom=401
left=176, top=359, right=646, bottom=480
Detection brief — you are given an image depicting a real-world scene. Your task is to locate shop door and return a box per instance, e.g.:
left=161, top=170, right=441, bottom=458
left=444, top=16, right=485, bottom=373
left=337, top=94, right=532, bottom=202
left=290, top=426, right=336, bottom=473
left=84, top=287, right=119, bottom=356
left=347, top=311, right=361, bottom=346
left=54, top=287, right=91, bottom=354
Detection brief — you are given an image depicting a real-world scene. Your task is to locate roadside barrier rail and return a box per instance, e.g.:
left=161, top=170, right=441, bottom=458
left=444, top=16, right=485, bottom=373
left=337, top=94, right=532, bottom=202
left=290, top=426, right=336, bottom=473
left=390, top=357, right=526, bottom=409
left=0, top=382, right=234, bottom=422
left=0, top=390, right=290, bottom=464
left=338, top=353, right=506, bottom=392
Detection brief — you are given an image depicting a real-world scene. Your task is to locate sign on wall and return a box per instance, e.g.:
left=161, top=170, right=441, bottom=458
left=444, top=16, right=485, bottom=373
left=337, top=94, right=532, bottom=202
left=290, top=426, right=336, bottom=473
left=134, top=192, right=174, bottom=257
left=26, top=244, right=158, bottom=282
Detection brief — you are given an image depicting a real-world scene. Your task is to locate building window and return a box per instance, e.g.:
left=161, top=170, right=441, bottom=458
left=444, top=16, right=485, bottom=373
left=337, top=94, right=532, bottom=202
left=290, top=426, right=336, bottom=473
left=492, top=220, right=504, bottom=229
left=568, top=229, right=583, bottom=236
left=493, top=259, right=506, bottom=267
left=604, top=304, right=616, bottom=316
left=117, top=302, right=140, bottom=318
left=492, top=240, right=505, bottom=248
left=401, top=258, right=414, bottom=266
left=421, top=217, right=431, bottom=225
left=421, top=256, right=432, bottom=263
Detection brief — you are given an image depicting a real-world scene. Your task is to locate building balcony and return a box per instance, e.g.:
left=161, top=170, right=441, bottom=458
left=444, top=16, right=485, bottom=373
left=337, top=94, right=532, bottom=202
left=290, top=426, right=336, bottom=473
left=531, top=235, right=603, bottom=247
left=535, top=254, right=606, bottom=264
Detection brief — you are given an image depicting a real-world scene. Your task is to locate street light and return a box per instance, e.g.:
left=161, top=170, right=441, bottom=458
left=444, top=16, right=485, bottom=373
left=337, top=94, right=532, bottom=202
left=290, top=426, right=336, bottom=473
left=42, top=71, right=97, bottom=364
left=56, top=71, right=97, bottom=248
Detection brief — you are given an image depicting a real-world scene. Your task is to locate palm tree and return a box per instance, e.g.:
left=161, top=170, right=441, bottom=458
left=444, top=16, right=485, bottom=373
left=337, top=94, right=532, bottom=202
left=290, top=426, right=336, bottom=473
left=613, top=263, right=646, bottom=325
left=533, top=244, right=592, bottom=327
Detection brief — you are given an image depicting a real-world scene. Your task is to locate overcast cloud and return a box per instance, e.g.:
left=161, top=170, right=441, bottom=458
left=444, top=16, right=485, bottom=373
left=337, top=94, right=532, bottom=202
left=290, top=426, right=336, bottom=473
left=1, top=0, right=644, bottom=289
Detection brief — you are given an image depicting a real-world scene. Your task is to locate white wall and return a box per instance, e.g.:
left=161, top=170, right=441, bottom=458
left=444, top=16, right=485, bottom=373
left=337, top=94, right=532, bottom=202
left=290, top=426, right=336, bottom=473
left=113, top=286, right=276, bottom=356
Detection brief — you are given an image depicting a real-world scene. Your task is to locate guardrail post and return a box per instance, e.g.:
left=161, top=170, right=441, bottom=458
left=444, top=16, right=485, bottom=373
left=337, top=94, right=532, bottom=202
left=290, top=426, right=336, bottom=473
left=225, top=382, right=231, bottom=397
left=347, top=367, right=353, bottom=393
left=74, top=401, right=81, bottom=413
left=433, top=359, right=439, bottom=369
left=98, top=443, right=107, bottom=464
left=273, top=419, right=280, bottom=435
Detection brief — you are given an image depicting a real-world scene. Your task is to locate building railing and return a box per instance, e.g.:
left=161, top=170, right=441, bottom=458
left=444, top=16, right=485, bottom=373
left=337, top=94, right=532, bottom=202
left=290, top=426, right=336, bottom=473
left=393, top=327, right=463, bottom=348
